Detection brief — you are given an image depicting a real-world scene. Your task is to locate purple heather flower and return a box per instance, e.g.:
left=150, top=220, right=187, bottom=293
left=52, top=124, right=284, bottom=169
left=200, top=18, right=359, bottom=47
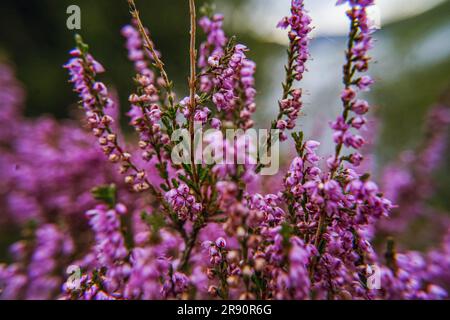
left=165, top=184, right=202, bottom=221
left=278, top=0, right=312, bottom=81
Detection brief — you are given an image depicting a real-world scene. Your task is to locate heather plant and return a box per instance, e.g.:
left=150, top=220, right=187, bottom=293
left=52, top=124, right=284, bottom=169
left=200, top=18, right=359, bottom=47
left=0, top=0, right=449, bottom=300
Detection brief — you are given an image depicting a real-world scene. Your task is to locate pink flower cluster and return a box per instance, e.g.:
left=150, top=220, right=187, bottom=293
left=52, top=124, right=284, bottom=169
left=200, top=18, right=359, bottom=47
left=328, top=0, right=377, bottom=171
left=276, top=0, right=313, bottom=141
left=277, top=0, right=312, bottom=81
left=165, top=184, right=202, bottom=221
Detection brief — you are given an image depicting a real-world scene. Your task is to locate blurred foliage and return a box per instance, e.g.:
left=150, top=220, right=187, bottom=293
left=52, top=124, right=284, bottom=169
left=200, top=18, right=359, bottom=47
left=374, top=0, right=450, bottom=159
left=0, top=0, right=242, bottom=118
left=372, top=1, right=450, bottom=209
left=0, top=0, right=288, bottom=143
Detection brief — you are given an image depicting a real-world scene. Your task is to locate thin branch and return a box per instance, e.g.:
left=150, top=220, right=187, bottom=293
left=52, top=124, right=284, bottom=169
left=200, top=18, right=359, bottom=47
left=128, top=0, right=175, bottom=111
left=309, top=14, right=359, bottom=282
left=178, top=0, right=201, bottom=272
left=188, top=0, right=198, bottom=184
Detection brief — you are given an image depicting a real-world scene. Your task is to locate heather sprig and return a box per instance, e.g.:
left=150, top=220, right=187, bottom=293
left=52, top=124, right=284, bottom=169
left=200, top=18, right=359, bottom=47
left=127, top=0, right=176, bottom=115
left=329, top=0, right=377, bottom=172
left=65, top=36, right=158, bottom=196
left=275, top=0, right=312, bottom=141
left=255, top=0, right=312, bottom=173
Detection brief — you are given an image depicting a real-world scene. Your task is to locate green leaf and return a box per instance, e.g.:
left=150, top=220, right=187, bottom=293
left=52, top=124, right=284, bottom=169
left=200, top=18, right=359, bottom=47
left=178, top=174, right=200, bottom=194
left=141, top=211, right=166, bottom=234
left=75, top=34, right=89, bottom=54
left=161, top=116, right=171, bottom=131
left=199, top=2, right=216, bottom=18
left=292, top=131, right=304, bottom=155
left=199, top=168, right=209, bottom=184
left=182, top=163, right=192, bottom=176
left=91, top=184, right=117, bottom=207
left=280, top=222, right=294, bottom=247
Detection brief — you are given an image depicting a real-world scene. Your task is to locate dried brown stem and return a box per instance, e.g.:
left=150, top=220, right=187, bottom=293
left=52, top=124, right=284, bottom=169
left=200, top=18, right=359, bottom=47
left=128, top=0, right=175, bottom=111
left=188, top=0, right=198, bottom=184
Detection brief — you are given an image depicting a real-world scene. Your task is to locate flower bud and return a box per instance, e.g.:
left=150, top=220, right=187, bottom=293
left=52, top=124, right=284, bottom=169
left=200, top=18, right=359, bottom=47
left=125, top=176, right=134, bottom=184
left=109, top=154, right=119, bottom=163
left=107, top=134, right=116, bottom=142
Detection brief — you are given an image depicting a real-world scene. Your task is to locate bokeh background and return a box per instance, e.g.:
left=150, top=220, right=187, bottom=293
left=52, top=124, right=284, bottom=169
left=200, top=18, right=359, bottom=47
left=0, top=0, right=449, bottom=255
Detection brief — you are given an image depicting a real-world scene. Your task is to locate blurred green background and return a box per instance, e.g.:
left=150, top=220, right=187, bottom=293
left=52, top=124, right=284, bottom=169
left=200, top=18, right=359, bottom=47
left=0, top=0, right=449, bottom=207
